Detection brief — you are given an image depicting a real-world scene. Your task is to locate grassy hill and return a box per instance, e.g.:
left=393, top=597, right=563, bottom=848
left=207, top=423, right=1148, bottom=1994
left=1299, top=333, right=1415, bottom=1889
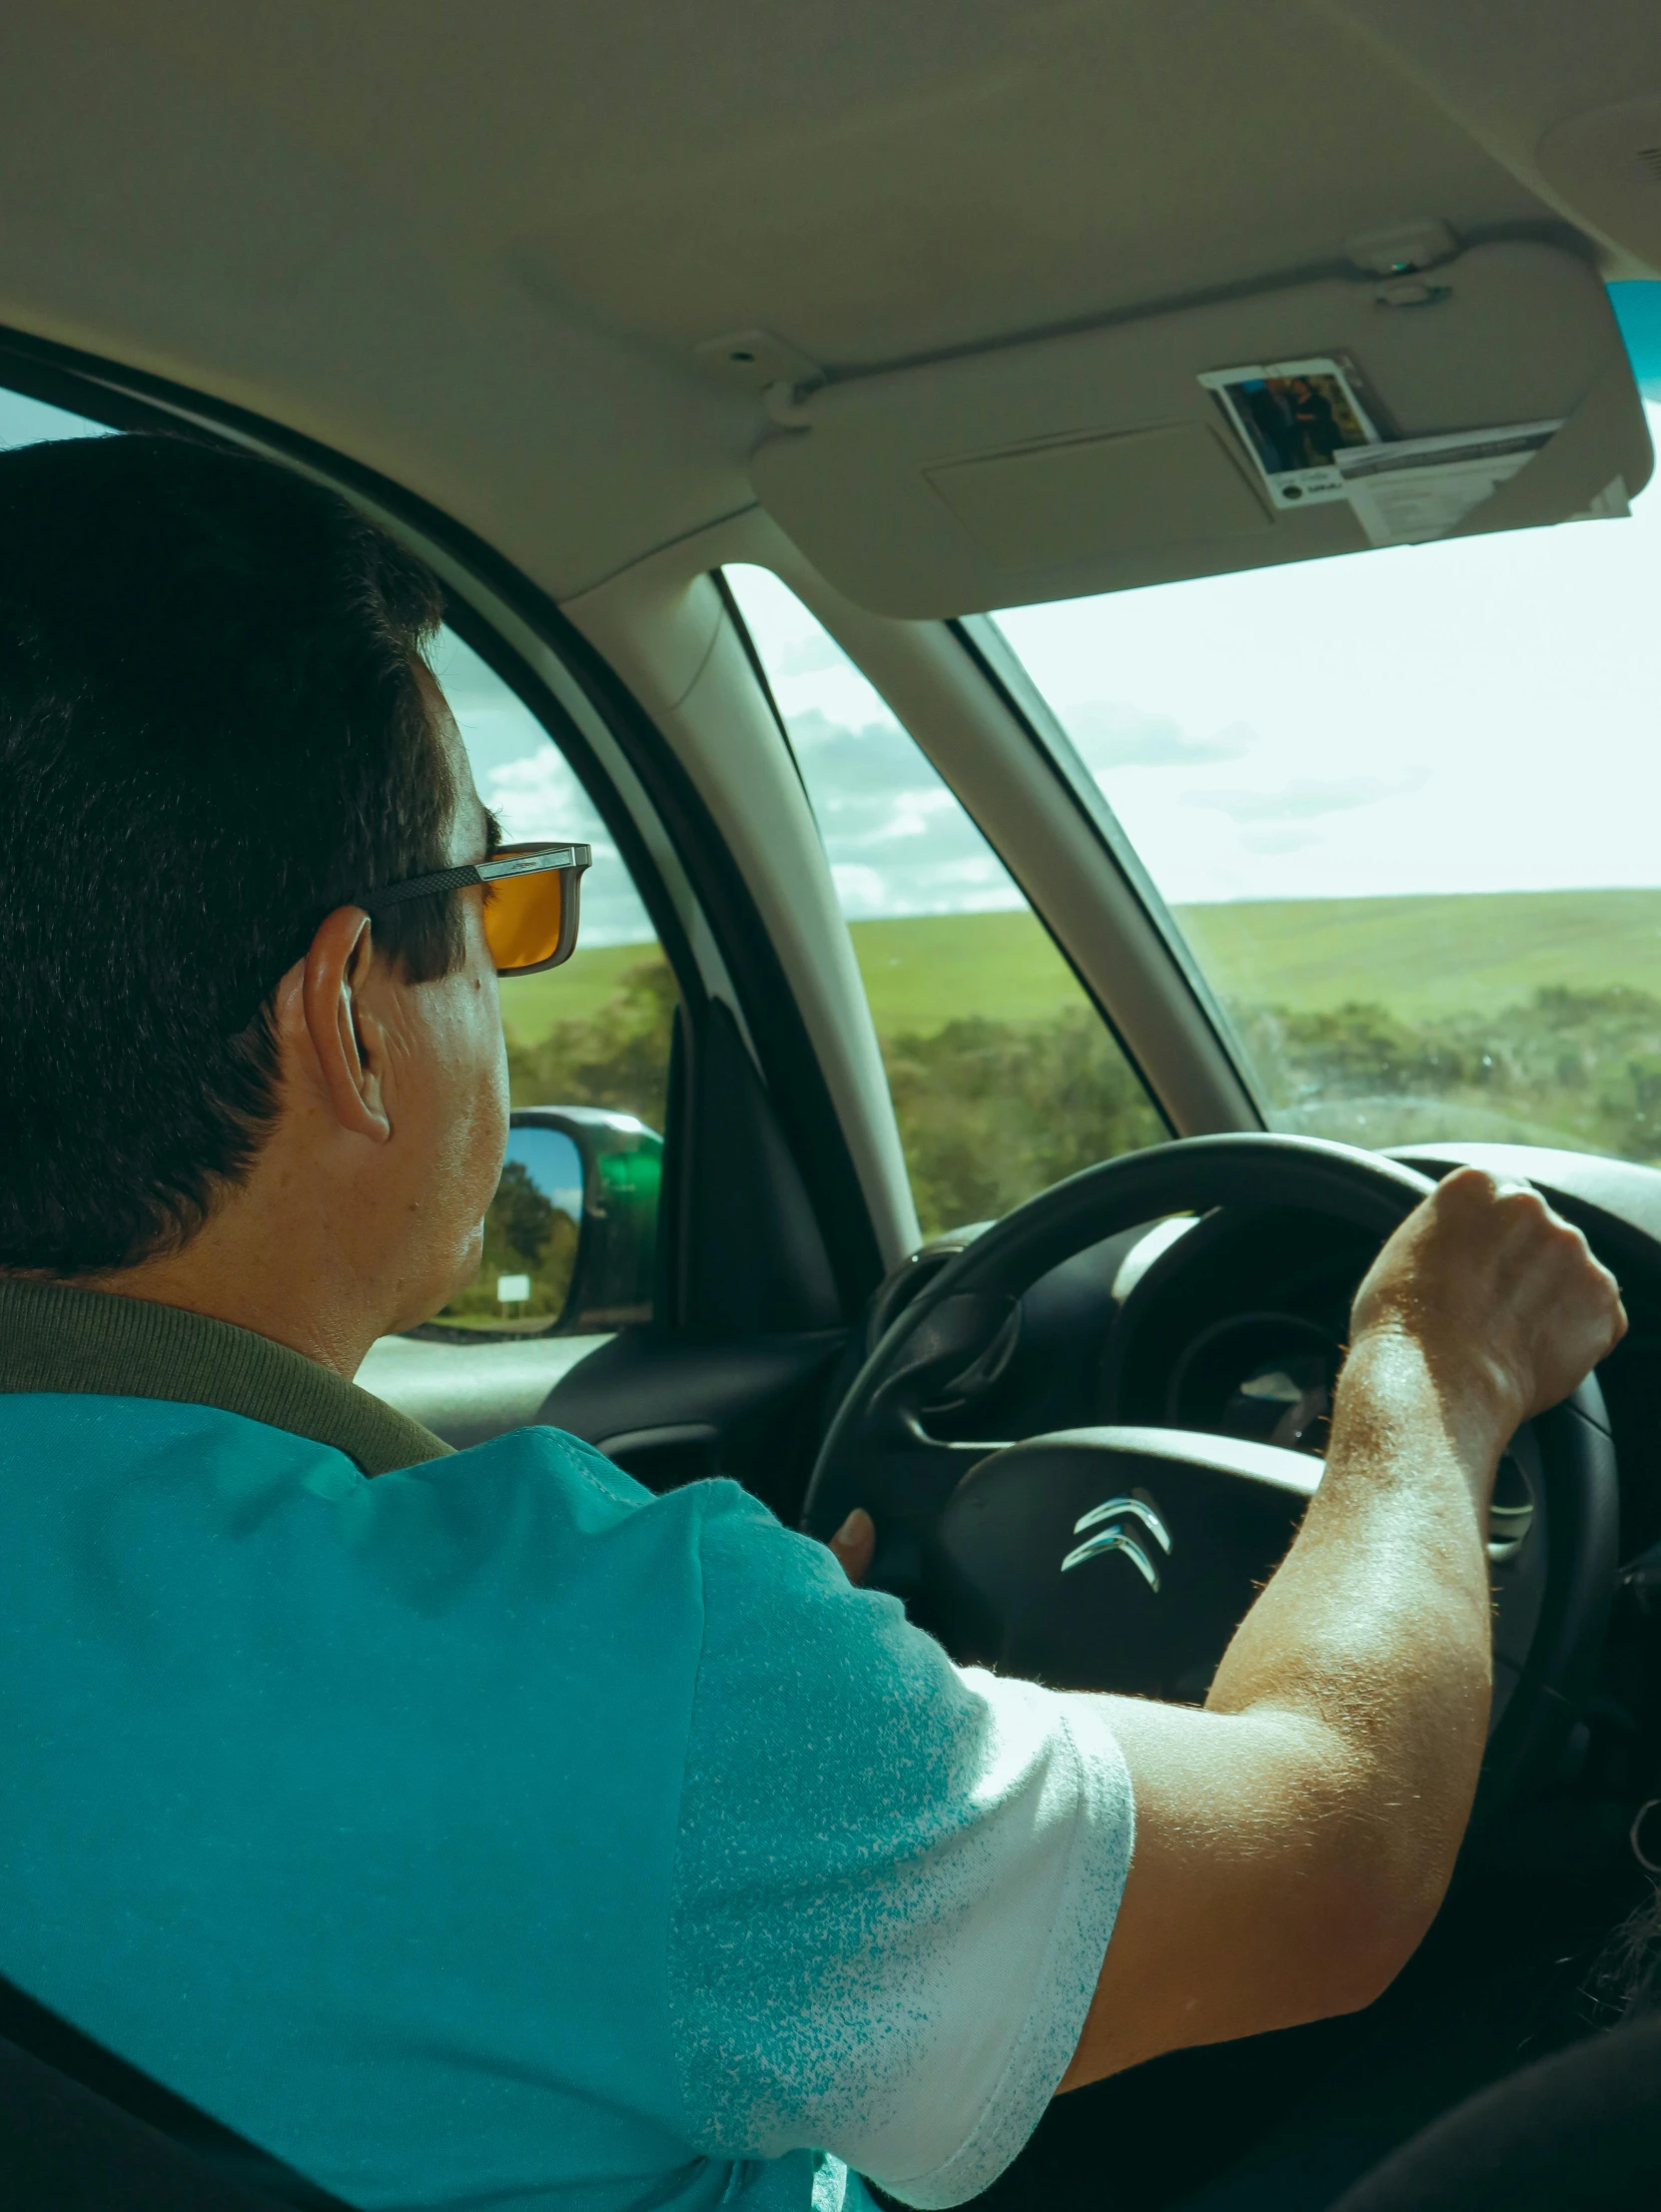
left=500, top=941, right=666, bottom=1043
left=500, top=910, right=1100, bottom=1048
left=1178, top=890, right=1661, bottom=1025
left=848, top=912, right=1081, bottom=1029
left=497, top=889, right=1661, bottom=1235
left=501, top=890, right=1661, bottom=1047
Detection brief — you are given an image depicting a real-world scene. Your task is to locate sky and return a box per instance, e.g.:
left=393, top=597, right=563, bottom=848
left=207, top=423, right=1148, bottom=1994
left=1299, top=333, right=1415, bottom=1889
left=0, top=389, right=117, bottom=450
left=999, top=395, right=1661, bottom=908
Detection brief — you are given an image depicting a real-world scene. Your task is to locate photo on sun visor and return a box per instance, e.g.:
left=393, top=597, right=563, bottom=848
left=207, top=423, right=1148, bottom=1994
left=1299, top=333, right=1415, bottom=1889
left=1199, top=355, right=1381, bottom=508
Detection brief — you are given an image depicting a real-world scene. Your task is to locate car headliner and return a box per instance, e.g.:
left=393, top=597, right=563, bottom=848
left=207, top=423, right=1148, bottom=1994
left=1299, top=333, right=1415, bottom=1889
left=0, top=1, right=1657, bottom=602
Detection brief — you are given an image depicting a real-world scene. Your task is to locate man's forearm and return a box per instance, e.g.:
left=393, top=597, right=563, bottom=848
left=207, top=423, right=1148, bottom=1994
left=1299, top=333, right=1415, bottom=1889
left=1062, top=1340, right=1501, bottom=2086
left=1061, top=1170, right=1623, bottom=2089
left=1204, top=1325, right=1501, bottom=1920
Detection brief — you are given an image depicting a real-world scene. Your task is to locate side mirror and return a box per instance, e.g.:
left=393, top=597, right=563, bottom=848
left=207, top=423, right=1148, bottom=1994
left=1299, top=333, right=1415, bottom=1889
left=435, top=1106, right=661, bottom=1339
left=515, top=1106, right=663, bottom=1331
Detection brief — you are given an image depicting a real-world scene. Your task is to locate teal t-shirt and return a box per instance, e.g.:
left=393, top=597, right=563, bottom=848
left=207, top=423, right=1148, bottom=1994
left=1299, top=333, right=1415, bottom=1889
left=0, top=1394, right=1134, bottom=2212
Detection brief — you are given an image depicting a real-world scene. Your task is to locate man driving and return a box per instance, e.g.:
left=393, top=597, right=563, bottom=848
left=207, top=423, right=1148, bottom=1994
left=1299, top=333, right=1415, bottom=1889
left=0, top=435, right=1627, bottom=2212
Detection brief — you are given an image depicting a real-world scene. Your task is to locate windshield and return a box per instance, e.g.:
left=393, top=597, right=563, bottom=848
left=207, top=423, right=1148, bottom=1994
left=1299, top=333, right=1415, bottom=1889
left=996, top=303, right=1661, bottom=1162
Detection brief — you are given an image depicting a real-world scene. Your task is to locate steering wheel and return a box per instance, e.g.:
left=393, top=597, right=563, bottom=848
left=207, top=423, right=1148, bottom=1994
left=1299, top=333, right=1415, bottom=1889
left=803, top=1133, right=1618, bottom=1839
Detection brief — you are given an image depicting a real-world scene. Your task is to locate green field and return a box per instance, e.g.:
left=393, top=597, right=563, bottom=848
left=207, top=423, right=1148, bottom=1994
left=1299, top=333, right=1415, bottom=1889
left=497, top=888, right=1661, bottom=1234
left=1178, top=890, right=1661, bottom=1024
left=500, top=941, right=670, bottom=1044
left=498, top=913, right=1086, bottom=1046
left=502, top=892, right=1661, bottom=1048
left=860, top=892, right=1661, bottom=1031
left=849, top=913, right=1081, bottom=1029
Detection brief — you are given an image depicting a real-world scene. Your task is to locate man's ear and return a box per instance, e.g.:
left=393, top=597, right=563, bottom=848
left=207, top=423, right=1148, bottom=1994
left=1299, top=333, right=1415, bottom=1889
left=297, top=906, right=393, bottom=1143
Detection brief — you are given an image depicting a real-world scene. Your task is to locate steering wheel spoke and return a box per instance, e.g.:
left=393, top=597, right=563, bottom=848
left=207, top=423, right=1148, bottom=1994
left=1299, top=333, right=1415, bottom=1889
left=856, top=1430, right=1005, bottom=1599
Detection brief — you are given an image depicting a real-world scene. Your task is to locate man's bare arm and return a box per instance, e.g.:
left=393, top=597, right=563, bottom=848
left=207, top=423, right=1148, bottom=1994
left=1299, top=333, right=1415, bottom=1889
left=1060, top=1167, right=1626, bottom=2088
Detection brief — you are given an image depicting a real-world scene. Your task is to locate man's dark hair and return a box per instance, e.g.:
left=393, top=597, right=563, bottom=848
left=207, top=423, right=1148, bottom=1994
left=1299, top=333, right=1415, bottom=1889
left=0, top=432, right=458, bottom=1274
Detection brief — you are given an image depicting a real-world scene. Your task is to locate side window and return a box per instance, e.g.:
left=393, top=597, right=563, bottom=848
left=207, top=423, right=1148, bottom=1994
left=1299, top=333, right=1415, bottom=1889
left=723, top=566, right=1163, bottom=1236
left=427, top=626, right=676, bottom=1332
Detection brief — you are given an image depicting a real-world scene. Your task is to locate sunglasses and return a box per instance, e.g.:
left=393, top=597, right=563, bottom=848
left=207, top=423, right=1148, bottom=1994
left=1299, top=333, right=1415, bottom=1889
left=356, top=842, right=592, bottom=975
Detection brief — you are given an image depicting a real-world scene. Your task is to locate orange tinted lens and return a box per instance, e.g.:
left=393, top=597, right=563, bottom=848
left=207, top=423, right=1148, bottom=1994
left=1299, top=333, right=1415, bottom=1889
left=482, top=867, right=565, bottom=973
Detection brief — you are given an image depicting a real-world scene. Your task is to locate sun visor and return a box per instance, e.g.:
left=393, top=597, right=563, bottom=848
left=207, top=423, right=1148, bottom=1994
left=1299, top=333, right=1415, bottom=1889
left=750, top=243, right=1653, bottom=617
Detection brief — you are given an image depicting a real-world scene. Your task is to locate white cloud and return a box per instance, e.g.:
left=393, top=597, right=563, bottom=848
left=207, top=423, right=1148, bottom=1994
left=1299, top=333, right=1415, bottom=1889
left=1066, top=701, right=1255, bottom=769
left=1185, top=769, right=1428, bottom=823
left=772, top=632, right=846, bottom=677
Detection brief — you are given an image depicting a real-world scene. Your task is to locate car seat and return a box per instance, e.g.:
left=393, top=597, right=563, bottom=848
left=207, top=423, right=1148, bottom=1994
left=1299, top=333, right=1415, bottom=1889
left=1330, top=2007, right=1661, bottom=2210
left=0, top=1969, right=346, bottom=2211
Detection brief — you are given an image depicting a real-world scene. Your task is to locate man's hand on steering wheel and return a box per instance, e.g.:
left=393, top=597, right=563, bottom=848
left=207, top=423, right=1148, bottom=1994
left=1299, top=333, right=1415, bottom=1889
left=1350, top=1163, right=1627, bottom=1447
